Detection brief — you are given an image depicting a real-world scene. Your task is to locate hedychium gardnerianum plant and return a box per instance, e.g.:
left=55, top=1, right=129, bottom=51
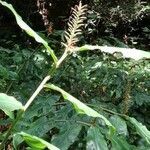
left=0, top=0, right=150, bottom=149
left=24, top=1, right=89, bottom=113
left=0, top=1, right=113, bottom=149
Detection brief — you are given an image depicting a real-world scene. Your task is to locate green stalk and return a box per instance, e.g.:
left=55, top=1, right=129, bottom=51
left=56, top=50, right=68, bottom=68
left=24, top=75, right=51, bottom=111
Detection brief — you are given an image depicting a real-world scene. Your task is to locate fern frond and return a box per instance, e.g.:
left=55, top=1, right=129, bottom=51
left=62, top=1, right=87, bottom=52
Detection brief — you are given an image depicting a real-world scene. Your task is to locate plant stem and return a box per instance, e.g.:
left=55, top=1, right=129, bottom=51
left=56, top=50, right=68, bottom=68
left=76, top=120, right=92, bottom=126
left=24, top=75, right=51, bottom=110
left=55, top=120, right=92, bottom=126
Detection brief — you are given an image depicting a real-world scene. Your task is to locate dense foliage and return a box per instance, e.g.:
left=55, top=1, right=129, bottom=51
left=0, top=0, right=150, bottom=150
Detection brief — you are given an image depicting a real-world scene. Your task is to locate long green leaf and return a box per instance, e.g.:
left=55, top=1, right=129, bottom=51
left=16, top=132, right=60, bottom=150
left=86, top=126, right=108, bottom=150
left=0, top=93, right=24, bottom=119
left=127, top=117, right=150, bottom=144
left=74, top=45, right=150, bottom=60
left=45, top=84, right=115, bottom=133
left=0, top=0, right=58, bottom=64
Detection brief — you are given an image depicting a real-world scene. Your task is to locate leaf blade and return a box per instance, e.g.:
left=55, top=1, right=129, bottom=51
left=52, top=124, right=82, bottom=150
left=127, top=117, right=150, bottom=144
left=74, top=45, right=150, bottom=60
left=0, top=0, right=58, bottom=63
left=0, top=93, right=23, bottom=119
left=110, top=135, right=132, bottom=150
left=86, top=126, right=108, bottom=150
left=45, top=84, right=115, bottom=134
left=17, top=132, right=60, bottom=150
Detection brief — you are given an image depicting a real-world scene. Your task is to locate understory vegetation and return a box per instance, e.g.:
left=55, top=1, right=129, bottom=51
left=0, top=0, right=150, bottom=149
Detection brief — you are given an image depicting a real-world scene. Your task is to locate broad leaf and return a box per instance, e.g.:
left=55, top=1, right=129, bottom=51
left=17, top=132, right=60, bottom=150
left=0, top=93, right=23, bottom=119
left=86, top=126, right=108, bottom=150
left=0, top=0, right=58, bottom=63
left=45, top=84, right=115, bottom=133
left=52, top=124, right=82, bottom=150
left=26, top=117, right=54, bottom=137
left=110, top=115, right=128, bottom=136
left=127, top=117, right=150, bottom=144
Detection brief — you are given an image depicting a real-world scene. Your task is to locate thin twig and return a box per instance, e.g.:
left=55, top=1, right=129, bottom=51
left=87, top=103, right=127, bottom=117
left=55, top=120, right=92, bottom=126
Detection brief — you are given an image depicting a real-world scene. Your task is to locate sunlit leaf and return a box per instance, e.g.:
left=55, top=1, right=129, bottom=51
left=74, top=45, right=150, bottom=60
left=0, top=93, right=23, bottom=119
left=17, top=132, right=60, bottom=150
